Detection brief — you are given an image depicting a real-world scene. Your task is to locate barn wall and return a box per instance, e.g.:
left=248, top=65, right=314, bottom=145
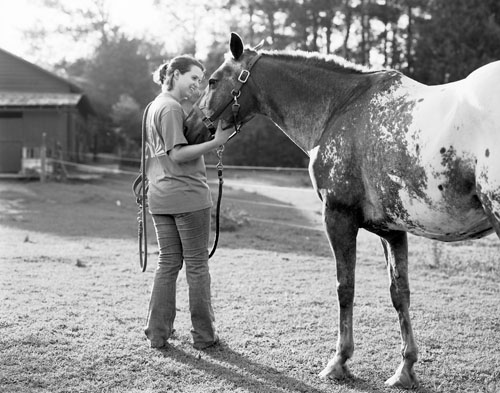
left=23, top=110, right=67, bottom=153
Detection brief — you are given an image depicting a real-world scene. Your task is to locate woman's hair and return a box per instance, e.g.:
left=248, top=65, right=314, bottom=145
left=153, top=55, right=205, bottom=90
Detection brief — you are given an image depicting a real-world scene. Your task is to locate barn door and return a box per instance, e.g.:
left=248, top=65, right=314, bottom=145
left=0, top=112, right=23, bottom=173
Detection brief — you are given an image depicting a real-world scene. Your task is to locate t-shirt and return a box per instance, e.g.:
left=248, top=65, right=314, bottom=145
left=145, top=92, right=212, bottom=214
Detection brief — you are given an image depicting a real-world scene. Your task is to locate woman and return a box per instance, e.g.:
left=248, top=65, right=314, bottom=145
left=144, top=55, right=232, bottom=350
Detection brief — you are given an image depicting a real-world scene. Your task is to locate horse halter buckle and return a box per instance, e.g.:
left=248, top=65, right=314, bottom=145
left=202, top=116, right=216, bottom=132
left=238, top=69, right=250, bottom=83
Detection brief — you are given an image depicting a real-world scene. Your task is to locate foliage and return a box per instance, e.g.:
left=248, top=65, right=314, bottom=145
left=62, top=35, right=164, bottom=153
left=412, top=0, right=500, bottom=84
left=211, top=206, right=249, bottom=231
left=87, top=38, right=158, bottom=109
left=219, top=116, right=308, bottom=168
left=111, top=94, right=142, bottom=161
left=22, top=0, right=500, bottom=165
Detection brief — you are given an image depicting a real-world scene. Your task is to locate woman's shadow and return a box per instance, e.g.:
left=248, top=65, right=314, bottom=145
left=159, top=341, right=322, bottom=393
left=156, top=340, right=406, bottom=393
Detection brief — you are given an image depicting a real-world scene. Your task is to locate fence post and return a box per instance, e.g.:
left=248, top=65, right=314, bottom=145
left=40, top=132, right=47, bottom=182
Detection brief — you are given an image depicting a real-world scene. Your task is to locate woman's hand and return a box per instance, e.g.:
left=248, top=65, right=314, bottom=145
left=213, top=121, right=233, bottom=146
left=169, top=121, right=234, bottom=163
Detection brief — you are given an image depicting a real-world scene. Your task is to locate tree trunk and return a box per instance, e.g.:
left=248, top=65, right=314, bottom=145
left=360, top=0, right=372, bottom=65
left=248, top=5, right=255, bottom=45
left=406, top=5, right=413, bottom=74
left=342, top=0, right=352, bottom=59
left=311, top=10, right=319, bottom=51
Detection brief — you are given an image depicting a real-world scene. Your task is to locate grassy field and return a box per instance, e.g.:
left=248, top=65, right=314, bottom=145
left=0, top=172, right=499, bottom=393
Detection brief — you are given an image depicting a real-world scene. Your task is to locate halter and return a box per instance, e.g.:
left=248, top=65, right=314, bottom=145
left=194, top=53, right=262, bottom=141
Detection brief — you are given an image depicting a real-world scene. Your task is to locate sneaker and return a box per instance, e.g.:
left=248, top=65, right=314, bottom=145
left=150, top=340, right=169, bottom=349
left=145, top=327, right=175, bottom=349
left=193, top=335, right=220, bottom=350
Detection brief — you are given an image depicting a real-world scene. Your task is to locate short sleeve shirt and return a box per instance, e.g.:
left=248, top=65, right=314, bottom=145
left=145, top=92, right=212, bottom=214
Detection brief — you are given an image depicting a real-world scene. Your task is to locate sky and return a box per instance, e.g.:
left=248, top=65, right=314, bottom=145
left=0, top=0, right=37, bottom=57
left=0, top=0, right=221, bottom=66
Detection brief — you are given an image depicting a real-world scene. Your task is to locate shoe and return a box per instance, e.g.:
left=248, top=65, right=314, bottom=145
left=150, top=340, right=169, bottom=349
left=193, top=335, right=219, bottom=350
left=145, top=327, right=174, bottom=349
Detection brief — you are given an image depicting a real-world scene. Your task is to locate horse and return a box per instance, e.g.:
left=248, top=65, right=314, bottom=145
left=184, top=32, right=500, bottom=389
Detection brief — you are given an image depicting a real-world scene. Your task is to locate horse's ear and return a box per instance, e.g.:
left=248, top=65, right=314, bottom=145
left=253, top=39, right=265, bottom=51
left=230, top=32, right=244, bottom=60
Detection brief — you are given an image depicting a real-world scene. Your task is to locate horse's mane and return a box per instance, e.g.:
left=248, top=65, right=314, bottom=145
left=261, top=50, right=375, bottom=74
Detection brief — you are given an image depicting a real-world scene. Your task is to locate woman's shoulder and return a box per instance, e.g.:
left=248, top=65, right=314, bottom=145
left=154, top=93, right=182, bottom=111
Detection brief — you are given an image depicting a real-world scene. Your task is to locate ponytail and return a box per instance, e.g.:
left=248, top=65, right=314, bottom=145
left=153, top=55, right=205, bottom=90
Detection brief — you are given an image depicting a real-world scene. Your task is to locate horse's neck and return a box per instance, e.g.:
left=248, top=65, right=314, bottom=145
left=254, top=56, right=370, bottom=154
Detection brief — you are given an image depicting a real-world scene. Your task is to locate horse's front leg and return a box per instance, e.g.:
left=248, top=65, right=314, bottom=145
left=381, top=231, right=419, bottom=389
left=319, top=207, right=358, bottom=380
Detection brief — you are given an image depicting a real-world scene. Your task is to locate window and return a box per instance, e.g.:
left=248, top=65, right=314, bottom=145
left=0, top=111, right=23, bottom=118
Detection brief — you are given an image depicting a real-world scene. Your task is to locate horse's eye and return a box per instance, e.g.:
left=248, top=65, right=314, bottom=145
left=208, top=78, right=217, bottom=88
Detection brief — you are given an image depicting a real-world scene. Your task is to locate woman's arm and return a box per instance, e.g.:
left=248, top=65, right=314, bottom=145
left=168, top=122, right=233, bottom=163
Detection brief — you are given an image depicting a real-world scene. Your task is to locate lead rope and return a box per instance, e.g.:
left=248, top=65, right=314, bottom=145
left=137, top=196, right=147, bottom=272
left=208, top=92, right=241, bottom=257
left=209, top=145, right=224, bottom=259
left=137, top=103, right=151, bottom=273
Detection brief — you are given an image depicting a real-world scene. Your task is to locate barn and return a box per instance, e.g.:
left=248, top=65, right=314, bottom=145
left=0, top=47, right=94, bottom=175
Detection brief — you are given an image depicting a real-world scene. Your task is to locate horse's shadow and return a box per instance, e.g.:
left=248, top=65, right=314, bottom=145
left=157, top=340, right=418, bottom=393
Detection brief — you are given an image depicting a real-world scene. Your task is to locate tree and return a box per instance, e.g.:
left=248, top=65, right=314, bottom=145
left=24, top=0, right=121, bottom=62
left=53, top=35, right=166, bottom=154
left=24, top=0, right=168, bottom=155
left=85, top=36, right=159, bottom=109
left=111, top=95, right=142, bottom=141
left=412, top=0, right=500, bottom=84
left=340, top=0, right=354, bottom=59
left=219, top=116, right=308, bottom=168
left=398, top=0, right=432, bottom=74
left=225, top=0, right=291, bottom=49
left=152, top=0, right=229, bottom=56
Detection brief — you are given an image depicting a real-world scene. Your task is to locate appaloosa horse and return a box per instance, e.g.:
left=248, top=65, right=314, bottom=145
left=185, top=33, right=500, bottom=389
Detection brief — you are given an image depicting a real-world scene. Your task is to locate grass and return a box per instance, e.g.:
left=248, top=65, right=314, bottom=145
left=0, top=173, right=499, bottom=393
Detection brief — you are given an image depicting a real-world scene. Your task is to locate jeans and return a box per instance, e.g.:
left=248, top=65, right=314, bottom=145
left=144, top=208, right=216, bottom=347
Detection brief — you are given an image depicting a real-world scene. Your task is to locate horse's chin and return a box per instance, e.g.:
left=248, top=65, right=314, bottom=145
left=221, top=122, right=233, bottom=131
left=221, top=114, right=255, bottom=132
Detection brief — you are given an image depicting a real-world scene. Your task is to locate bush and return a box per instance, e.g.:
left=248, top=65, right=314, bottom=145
left=211, top=206, right=249, bottom=231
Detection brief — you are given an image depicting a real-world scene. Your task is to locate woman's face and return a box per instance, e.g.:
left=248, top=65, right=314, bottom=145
left=175, top=66, right=204, bottom=99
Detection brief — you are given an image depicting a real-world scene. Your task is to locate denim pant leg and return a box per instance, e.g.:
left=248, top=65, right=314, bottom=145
left=144, top=214, right=183, bottom=346
left=175, top=208, right=216, bottom=345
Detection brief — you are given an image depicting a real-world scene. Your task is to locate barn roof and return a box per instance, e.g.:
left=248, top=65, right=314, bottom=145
left=0, top=92, right=95, bottom=115
left=0, top=91, right=82, bottom=106
left=0, top=47, right=82, bottom=93
left=0, top=47, right=95, bottom=115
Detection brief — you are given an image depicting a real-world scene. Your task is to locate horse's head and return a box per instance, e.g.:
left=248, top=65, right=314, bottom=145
left=184, top=32, right=263, bottom=143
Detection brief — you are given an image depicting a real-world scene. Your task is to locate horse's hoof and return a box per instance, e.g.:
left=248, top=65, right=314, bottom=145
left=385, top=369, right=419, bottom=389
left=319, top=362, right=353, bottom=380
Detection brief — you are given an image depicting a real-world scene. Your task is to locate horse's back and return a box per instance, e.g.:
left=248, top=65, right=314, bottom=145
left=465, top=60, right=500, bottom=89
left=462, top=61, right=500, bottom=120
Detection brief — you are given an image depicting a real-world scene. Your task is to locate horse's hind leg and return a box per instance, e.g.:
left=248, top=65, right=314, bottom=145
left=381, top=231, right=419, bottom=389
left=318, top=207, right=358, bottom=380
